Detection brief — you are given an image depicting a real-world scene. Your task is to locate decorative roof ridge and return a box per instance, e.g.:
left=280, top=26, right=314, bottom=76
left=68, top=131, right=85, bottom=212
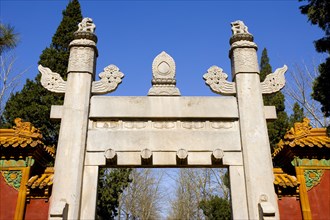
left=284, top=118, right=312, bottom=140
left=272, top=118, right=330, bottom=158
left=0, top=118, right=42, bottom=139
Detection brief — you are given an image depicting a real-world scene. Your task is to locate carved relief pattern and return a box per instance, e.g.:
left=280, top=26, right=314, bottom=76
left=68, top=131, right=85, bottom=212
left=203, top=66, right=236, bottom=95
left=1, top=170, right=22, bottom=190
left=38, top=65, right=66, bottom=93
left=69, top=39, right=96, bottom=47
left=93, top=120, right=236, bottom=131
left=304, top=169, right=324, bottom=191
left=182, top=122, right=205, bottom=129
left=231, top=40, right=257, bottom=49
left=124, top=121, right=147, bottom=129
left=232, top=48, right=259, bottom=73
left=211, top=122, right=234, bottom=129
left=92, top=65, right=124, bottom=94
left=68, top=47, right=94, bottom=72
left=153, top=121, right=176, bottom=129
left=261, top=65, right=287, bottom=94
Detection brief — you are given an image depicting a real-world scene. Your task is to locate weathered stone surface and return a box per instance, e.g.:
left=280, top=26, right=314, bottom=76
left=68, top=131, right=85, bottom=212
left=230, top=20, right=279, bottom=219
left=89, top=96, right=239, bottom=119
left=87, top=124, right=241, bottom=152
left=49, top=18, right=98, bottom=220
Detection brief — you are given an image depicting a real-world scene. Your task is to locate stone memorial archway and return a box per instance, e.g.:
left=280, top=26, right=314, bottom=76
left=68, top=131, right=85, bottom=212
left=40, top=18, right=287, bottom=220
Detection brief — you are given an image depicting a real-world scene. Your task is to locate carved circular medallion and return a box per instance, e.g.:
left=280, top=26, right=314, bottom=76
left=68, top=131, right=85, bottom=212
left=157, top=62, right=170, bottom=75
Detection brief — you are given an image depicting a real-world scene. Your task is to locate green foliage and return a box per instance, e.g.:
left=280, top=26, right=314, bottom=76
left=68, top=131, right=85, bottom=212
left=289, top=102, right=304, bottom=127
left=96, top=168, right=132, bottom=219
left=312, top=58, right=330, bottom=117
left=299, top=0, right=330, bottom=117
left=260, top=48, right=289, bottom=151
left=0, top=22, right=18, bottom=54
left=2, top=0, right=82, bottom=145
left=199, top=196, right=231, bottom=220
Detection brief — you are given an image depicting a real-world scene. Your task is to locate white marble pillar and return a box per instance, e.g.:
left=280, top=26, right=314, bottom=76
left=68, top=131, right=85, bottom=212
left=48, top=20, right=98, bottom=220
left=80, top=166, right=99, bottom=219
left=230, top=21, right=278, bottom=219
left=229, top=165, right=249, bottom=219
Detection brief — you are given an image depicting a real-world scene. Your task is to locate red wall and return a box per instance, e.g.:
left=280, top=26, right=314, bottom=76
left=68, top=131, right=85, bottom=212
left=0, top=174, right=18, bottom=220
left=308, top=170, right=330, bottom=220
left=24, top=199, right=49, bottom=220
left=278, top=196, right=302, bottom=220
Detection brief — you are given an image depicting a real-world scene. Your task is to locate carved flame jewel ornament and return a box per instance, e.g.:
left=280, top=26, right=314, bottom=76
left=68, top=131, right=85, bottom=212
left=148, top=51, right=181, bottom=96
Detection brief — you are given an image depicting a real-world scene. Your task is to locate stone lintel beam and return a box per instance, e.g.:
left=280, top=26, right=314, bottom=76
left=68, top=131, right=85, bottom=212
left=89, top=96, right=239, bottom=119
left=84, top=151, right=243, bottom=167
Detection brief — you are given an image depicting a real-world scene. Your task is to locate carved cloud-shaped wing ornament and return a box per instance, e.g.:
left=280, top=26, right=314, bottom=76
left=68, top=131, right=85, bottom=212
left=38, top=65, right=66, bottom=93
left=203, top=66, right=236, bottom=95
left=92, top=64, right=124, bottom=94
left=261, top=65, right=288, bottom=94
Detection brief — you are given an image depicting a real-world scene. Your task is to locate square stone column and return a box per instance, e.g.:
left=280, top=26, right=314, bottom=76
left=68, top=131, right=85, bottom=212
left=229, top=23, right=279, bottom=219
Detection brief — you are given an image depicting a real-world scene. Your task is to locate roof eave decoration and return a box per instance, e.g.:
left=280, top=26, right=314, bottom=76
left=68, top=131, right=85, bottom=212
left=0, top=118, right=55, bottom=165
left=26, top=167, right=54, bottom=201
left=272, top=118, right=330, bottom=165
left=273, top=168, right=300, bottom=198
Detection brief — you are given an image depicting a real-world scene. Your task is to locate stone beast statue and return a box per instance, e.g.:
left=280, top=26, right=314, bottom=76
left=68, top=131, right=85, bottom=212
left=77, top=17, right=96, bottom=33
left=231, top=20, right=249, bottom=35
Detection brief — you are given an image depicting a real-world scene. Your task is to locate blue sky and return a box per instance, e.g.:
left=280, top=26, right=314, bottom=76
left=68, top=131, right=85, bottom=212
left=1, top=0, right=325, bottom=97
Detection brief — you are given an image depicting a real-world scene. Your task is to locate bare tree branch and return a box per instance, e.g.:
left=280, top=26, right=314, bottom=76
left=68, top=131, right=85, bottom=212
left=0, top=52, right=28, bottom=117
left=284, top=59, right=329, bottom=127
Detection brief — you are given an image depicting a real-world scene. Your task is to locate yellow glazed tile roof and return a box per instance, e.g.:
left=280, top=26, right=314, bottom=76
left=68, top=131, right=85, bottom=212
left=26, top=167, right=54, bottom=189
left=273, top=118, right=330, bottom=158
left=0, top=118, right=43, bottom=148
left=273, top=168, right=299, bottom=188
left=0, top=118, right=55, bottom=158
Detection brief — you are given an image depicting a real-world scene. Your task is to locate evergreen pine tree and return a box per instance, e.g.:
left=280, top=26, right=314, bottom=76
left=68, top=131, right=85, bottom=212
left=96, top=168, right=132, bottom=219
left=0, top=22, right=18, bottom=54
left=199, top=196, right=231, bottom=220
left=289, top=102, right=304, bottom=128
left=260, top=48, right=289, bottom=151
left=2, top=0, right=82, bottom=145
